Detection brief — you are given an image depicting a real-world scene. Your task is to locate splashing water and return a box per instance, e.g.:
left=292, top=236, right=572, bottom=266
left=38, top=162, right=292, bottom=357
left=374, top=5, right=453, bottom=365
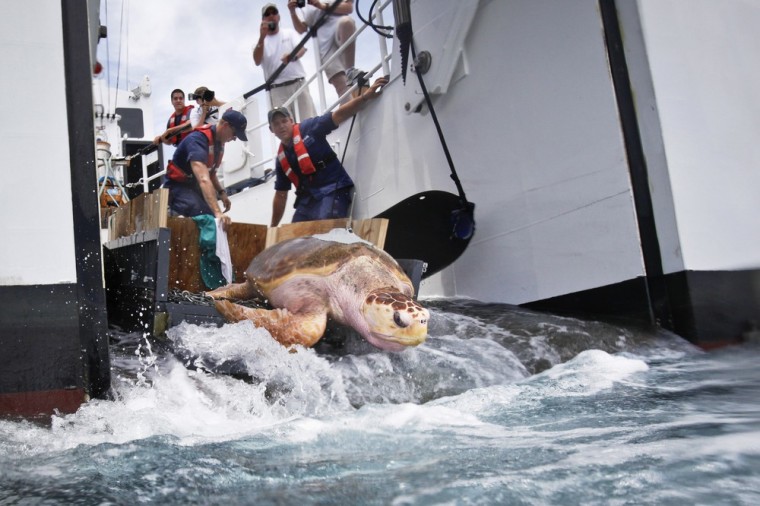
left=1, top=299, right=759, bottom=505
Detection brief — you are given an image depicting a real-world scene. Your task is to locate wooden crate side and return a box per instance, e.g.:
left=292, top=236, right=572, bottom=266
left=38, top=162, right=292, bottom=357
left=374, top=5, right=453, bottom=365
left=108, top=189, right=169, bottom=240
left=167, top=217, right=203, bottom=293
left=351, top=218, right=388, bottom=249
left=227, top=223, right=269, bottom=282
left=143, top=189, right=169, bottom=231
left=265, top=219, right=348, bottom=248
left=265, top=218, right=388, bottom=249
left=167, top=219, right=269, bottom=291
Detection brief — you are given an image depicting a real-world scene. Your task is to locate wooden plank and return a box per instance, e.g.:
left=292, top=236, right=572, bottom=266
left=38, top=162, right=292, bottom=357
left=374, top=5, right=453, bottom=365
left=167, top=218, right=269, bottom=291
left=141, top=189, right=168, bottom=231
left=227, top=222, right=269, bottom=282
left=108, top=189, right=169, bottom=240
left=265, top=218, right=388, bottom=249
left=351, top=218, right=388, bottom=249
left=168, top=217, right=203, bottom=293
left=265, top=219, right=349, bottom=248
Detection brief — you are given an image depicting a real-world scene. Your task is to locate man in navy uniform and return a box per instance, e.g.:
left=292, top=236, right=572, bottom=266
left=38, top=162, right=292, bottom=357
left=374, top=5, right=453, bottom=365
left=163, top=109, right=248, bottom=230
left=267, top=76, right=388, bottom=227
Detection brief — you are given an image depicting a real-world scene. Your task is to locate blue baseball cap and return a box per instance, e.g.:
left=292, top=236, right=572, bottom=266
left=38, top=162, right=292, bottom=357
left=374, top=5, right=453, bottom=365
left=222, top=109, right=248, bottom=142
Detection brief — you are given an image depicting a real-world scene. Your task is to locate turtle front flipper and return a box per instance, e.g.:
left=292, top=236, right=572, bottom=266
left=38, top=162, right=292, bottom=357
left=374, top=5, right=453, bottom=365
left=214, top=300, right=327, bottom=348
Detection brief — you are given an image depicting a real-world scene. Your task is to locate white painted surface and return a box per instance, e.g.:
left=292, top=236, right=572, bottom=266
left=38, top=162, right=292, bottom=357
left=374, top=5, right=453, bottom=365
left=637, top=0, right=760, bottom=271
left=344, top=0, right=647, bottom=303
left=0, top=1, right=77, bottom=285
left=228, top=0, right=760, bottom=305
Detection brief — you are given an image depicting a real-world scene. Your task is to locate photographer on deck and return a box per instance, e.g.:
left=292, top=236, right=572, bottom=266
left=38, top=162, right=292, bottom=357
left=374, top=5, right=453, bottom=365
left=253, top=3, right=317, bottom=120
left=188, top=86, right=227, bottom=127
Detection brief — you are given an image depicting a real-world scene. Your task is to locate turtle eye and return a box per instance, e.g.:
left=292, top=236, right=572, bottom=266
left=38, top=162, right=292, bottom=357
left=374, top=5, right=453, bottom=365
left=393, top=310, right=408, bottom=328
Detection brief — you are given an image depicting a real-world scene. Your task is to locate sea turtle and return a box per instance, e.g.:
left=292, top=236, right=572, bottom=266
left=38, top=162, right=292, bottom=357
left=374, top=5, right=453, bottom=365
left=207, top=235, right=429, bottom=351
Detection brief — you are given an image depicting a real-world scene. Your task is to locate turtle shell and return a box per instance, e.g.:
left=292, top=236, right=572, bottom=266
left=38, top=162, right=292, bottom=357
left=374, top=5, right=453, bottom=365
left=246, top=237, right=409, bottom=287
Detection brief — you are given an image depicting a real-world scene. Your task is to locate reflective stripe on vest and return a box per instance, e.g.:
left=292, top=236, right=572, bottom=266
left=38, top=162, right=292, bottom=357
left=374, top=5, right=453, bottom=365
left=277, top=124, right=316, bottom=187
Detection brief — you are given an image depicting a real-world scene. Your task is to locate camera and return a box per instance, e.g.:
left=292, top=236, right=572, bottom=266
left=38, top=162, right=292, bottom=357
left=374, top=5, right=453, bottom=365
left=296, top=0, right=306, bottom=7
left=267, top=21, right=276, bottom=31
left=189, top=89, right=215, bottom=102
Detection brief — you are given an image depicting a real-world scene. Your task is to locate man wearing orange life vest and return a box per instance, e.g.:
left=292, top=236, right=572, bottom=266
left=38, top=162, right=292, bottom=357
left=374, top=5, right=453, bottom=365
left=153, top=89, right=194, bottom=146
left=162, top=109, right=248, bottom=231
left=268, top=76, right=388, bottom=227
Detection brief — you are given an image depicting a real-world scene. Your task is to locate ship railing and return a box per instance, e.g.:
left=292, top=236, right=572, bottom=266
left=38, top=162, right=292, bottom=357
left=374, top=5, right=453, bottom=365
left=127, top=0, right=394, bottom=193
left=236, top=0, right=393, bottom=179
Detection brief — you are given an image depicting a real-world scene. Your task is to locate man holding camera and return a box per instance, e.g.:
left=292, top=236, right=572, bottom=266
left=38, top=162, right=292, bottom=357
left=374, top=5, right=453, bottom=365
left=253, top=2, right=316, bottom=120
left=188, top=86, right=227, bottom=128
left=268, top=75, right=388, bottom=227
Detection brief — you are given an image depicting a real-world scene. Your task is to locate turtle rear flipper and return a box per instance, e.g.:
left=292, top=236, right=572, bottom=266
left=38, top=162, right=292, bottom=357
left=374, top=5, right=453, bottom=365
left=214, top=300, right=326, bottom=348
left=207, top=281, right=255, bottom=301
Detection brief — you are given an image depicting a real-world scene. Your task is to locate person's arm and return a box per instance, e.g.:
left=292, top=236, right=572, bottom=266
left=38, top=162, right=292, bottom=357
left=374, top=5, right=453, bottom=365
left=253, top=21, right=270, bottom=66
left=271, top=190, right=289, bottom=227
left=191, top=160, right=232, bottom=229
left=156, top=120, right=192, bottom=144
left=331, top=76, right=388, bottom=125
left=288, top=1, right=308, bottom=34
left=282, top=47, right=307, bottom=64
left=210, top=170, right=231, bottom=212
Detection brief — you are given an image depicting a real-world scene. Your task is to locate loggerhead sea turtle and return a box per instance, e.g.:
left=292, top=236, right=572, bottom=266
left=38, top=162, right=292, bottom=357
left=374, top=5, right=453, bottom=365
left=207, top=235, right=429, bottom=352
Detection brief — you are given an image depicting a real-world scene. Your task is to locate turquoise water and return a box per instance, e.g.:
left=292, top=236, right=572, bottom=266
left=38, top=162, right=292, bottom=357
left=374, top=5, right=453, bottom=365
left=1, top=300, right=759, bottom=505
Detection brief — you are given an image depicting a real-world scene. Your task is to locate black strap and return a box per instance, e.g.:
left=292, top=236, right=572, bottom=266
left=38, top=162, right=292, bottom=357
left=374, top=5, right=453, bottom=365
left=243, top=0, right=344, bottom=100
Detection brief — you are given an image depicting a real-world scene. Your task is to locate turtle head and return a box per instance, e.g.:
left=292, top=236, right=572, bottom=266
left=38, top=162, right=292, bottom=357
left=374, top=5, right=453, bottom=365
left=361, top=288, right=429, bottom=351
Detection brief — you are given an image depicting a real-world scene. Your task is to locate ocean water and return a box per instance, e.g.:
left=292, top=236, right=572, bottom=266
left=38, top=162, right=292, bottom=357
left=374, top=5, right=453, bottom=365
left=1, top=299, right=759, bottom=505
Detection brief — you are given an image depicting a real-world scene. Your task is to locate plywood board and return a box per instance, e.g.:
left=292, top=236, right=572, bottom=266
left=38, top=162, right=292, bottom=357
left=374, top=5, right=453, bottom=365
left=265, top=218, right=388, bottom=249
left=108, top=189, right=169, bottom=240
left=167, top=218, right=268, bottom=292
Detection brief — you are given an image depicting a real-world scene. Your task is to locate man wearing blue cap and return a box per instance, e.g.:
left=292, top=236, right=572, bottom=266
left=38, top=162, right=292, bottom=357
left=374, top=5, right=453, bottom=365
left=163, top=109, right=248, bottom=230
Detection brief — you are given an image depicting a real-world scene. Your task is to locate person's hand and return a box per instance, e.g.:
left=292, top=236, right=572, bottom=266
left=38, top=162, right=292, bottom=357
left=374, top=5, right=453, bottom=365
left=365, top=76, right=389, bottom=100
left=216, top=213, right=232, bottom=231
left=260, top=21, right=271, bottom=38
left=281, top=53, right=294, bottom=64
left=152, top=135, right=162, bottom=145
left=288, top=0, right=299, bottom=10
left=220, top=193, right=232, bottom=212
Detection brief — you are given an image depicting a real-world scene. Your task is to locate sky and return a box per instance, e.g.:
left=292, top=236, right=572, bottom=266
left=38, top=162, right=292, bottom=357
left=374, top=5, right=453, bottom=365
left=95, top=0, right=392, bottom=137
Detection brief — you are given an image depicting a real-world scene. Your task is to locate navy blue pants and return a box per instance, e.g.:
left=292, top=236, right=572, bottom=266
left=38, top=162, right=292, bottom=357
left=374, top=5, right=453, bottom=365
left=292, top=187, right=353, bottom=223
left=165, top=181, right=213, bottom=217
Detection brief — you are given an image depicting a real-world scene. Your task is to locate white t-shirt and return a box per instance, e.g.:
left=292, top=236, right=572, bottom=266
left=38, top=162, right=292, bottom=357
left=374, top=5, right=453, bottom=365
left=189, top=106, right=219, bottom=128
left=302, top=1, right=343, bottom=59
left=258, top=28, right=307, bottom=83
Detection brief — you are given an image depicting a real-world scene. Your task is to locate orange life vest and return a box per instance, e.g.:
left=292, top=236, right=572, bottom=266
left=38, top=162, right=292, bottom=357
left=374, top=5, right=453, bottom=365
left=165, top=125, right=224, bottom=183
left=276, top=124, right=316, bottom=187
left=166, top=105, right=194, bottom=145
